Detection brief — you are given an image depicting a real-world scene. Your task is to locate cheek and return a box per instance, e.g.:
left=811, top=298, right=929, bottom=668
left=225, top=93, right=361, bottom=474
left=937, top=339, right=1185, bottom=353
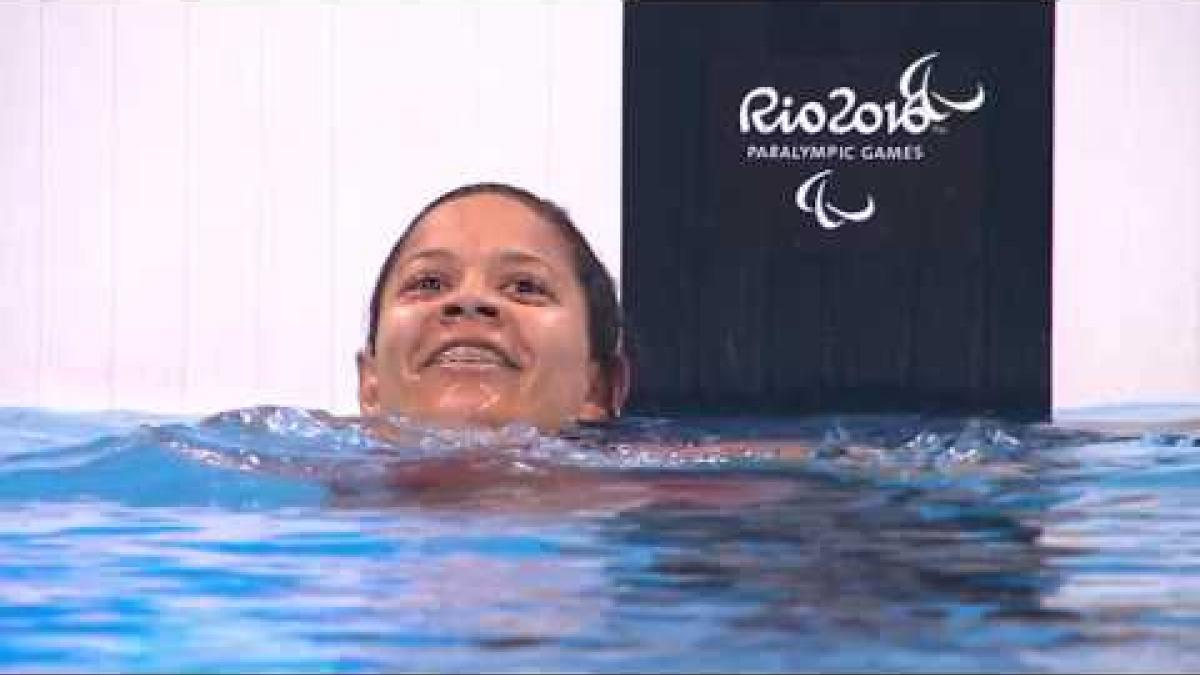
left=525, top=309, right=592, bottom=376
left=376, top=305, right=428, bottom=376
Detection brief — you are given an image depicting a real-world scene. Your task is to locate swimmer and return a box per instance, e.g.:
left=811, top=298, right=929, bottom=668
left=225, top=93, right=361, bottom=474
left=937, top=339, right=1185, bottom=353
left=355, top=182, right=812, bottom=452
left=354, top=183, right=823, bottom=452
left=345, top=182, right=810, bottom=509
left=357, top=182, right=628, bottom=433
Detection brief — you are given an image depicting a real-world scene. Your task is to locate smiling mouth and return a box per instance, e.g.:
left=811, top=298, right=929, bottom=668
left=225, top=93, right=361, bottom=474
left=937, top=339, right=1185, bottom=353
left=427, top=344, right=517, bottom=370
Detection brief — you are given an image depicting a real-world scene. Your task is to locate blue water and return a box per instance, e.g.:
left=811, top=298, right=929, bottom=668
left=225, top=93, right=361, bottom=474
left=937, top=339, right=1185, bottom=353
left=2, top=405, right=1199, bottom=673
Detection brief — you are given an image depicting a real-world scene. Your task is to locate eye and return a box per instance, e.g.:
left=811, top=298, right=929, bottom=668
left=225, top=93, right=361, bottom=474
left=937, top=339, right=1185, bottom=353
left=506, top=276, right=553, bottom=301
left=401, top=273, right=447, bottom=295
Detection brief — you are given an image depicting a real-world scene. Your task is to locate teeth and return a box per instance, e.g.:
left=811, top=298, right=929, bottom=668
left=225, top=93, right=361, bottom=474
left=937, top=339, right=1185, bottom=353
left=434, top=345, right=506, bottom=365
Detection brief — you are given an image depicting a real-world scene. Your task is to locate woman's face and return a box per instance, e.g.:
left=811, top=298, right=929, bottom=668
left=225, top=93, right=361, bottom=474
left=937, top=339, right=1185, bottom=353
left=358, top=193, right=608, bottom=432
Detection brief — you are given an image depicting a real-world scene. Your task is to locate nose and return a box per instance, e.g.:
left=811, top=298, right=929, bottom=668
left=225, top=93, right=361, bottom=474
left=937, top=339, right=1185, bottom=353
left=440, top=294, right=500, bottom=323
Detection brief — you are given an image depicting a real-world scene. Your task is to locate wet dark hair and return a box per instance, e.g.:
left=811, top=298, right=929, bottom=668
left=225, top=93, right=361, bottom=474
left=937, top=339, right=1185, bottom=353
left=365, top=182, right=624, bottom=382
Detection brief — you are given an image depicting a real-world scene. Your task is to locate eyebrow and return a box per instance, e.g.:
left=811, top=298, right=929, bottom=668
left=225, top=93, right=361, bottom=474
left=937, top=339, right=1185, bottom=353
left=397, top=248, right=456, bottom=265
left=399, top=248, right=558, bottom=270
left=492, top=249, right=556, bottom=269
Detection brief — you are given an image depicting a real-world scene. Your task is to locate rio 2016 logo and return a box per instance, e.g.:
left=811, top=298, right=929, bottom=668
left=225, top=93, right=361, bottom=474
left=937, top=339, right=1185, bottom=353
left=736, top=53, right=986, bottom=230
left=738, top=52, right=986, bottom=137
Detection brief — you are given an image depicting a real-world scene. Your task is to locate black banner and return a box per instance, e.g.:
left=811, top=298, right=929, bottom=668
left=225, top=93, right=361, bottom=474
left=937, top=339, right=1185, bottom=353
left=623, top=1, right=1053, bottom=418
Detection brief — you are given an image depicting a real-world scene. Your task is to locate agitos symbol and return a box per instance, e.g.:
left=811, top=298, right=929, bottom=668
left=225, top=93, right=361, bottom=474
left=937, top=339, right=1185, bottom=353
left=794, top=169, right=876, bottom=231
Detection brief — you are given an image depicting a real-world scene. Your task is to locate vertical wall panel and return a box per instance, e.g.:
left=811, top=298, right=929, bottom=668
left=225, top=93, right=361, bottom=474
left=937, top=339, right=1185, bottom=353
left=187, top=3, right=264, bottom=413
left=547, top=1, right=623, bottom=288
left=331, top=2, right=479, bottom=414
left=39, top=2, right=115, bottom=410
left=0, top=3, right=43, bottom=406
left=1053, top=1, right=1131, bottom=407
left=1053, top=0, right=1200, bottom=408
left=111, top=2, right=187, bottom=412
left=475, top=1, right=551, bottom=192
left=1122, top=1, right=1200, bottom=401
left=258, top=2, right=334, bottom=409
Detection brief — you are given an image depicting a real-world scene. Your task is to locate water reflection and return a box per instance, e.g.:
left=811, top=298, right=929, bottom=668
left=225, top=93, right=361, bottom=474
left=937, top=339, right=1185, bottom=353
left=3, top=406, right=1200, bottom=672
left=585, top=472, right=1066, bottom=670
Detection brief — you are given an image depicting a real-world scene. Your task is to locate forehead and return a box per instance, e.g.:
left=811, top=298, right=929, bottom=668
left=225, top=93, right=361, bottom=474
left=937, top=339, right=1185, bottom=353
left=401, top=193, right=573, bottom=263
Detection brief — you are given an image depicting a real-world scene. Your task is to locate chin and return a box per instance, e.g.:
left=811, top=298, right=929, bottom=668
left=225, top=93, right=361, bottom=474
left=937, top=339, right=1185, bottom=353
left=386, top=388, right=571, bottom=432
left=432, top=408, right=515, bottom=429
left=414, top=396, right=527, bottom=430
left=435, top=405, right=575, bottom=434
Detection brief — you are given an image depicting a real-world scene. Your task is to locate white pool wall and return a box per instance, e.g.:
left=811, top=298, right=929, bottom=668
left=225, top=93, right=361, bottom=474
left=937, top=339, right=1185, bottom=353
left=0, top=1, right=622, bottom=416
left=0, top=0, right=1196, bottom=416
left=1053, top=0, right=1200, bottom=409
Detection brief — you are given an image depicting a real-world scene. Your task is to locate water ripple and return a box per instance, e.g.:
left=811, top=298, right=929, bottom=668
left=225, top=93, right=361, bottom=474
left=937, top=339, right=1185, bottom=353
left=1, top=405, right=1198, bottom=672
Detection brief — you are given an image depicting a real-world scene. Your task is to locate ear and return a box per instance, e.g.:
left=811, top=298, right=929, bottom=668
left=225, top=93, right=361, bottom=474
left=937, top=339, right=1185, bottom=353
left=578, top=353, right=632, bottom=422
left=356, top=349, right=382, bottom=417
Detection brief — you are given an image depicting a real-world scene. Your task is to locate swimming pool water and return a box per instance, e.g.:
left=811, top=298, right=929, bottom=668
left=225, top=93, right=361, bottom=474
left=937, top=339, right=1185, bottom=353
left=1, top=405, right=1198, bottom=672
